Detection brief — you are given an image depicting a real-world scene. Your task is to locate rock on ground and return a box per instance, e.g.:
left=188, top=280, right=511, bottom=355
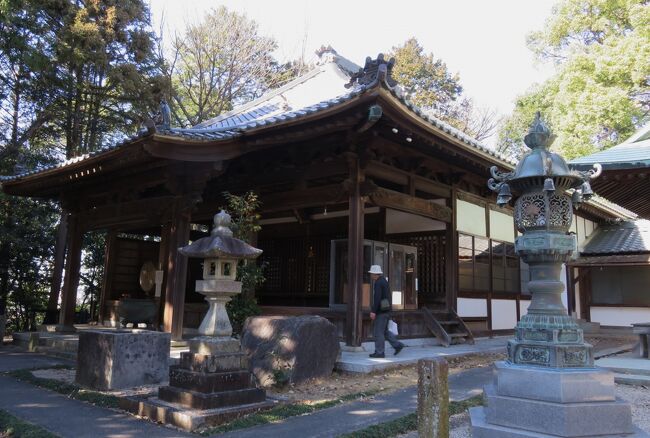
left=241, top=315, right=340, bottom=387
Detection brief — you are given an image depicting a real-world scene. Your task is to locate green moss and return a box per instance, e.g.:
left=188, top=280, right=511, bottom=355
left=5, top=368, right=120, bottom=409
left=339, top=394, right=484, bottom=438
left=0, top=409, right=60, bottom=438
left=199, top=390, right=381, bottom=435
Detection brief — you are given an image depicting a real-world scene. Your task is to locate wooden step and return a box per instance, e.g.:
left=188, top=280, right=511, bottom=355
left=439, top=320, right=460, bottom=325
left=449, top=332, right=470, bottom=338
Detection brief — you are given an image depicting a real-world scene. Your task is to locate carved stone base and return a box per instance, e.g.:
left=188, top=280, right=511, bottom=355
left=508, top=339, right=593, bottom=367
left=508, top=317, right=593, bottom=367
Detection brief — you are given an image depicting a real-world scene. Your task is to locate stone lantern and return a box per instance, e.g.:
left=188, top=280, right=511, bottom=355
left=470, top=113, right=647, bottom=437
left=179, top=210, right=262, bottom=342
left=142, top=211, right=269, bottom=428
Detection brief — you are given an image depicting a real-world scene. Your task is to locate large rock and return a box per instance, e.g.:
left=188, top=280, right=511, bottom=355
left=76, top=329, right=170, bottom=390
left=241, top=315, right=340, bottom=386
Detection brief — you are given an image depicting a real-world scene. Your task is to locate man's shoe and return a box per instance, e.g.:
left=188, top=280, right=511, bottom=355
left=394, top=345, right=404, bottom=356
left=369, top=352, right=385, bottom=358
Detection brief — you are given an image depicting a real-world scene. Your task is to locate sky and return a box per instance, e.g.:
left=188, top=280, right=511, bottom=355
left=149, top=0, right=558, bottom=145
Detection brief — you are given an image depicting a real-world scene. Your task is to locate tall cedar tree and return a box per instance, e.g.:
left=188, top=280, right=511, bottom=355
left=389, top=38, right=499, bottom=142
left=498, top=0, right=650, bottom=159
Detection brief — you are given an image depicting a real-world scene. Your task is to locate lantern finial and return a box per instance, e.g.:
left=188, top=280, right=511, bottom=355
left=212, top=210, right=234, bottom=237
left=523, top=111, right=553, bottom=150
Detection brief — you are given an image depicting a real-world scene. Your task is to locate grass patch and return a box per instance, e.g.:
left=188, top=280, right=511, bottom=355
left=5, top=368, right=120, bottom=410
left=339, top=394, right=484, bottom=438
left=0, top=409, right=60, bottom=438
left=199, top=390, right=382, bottom=436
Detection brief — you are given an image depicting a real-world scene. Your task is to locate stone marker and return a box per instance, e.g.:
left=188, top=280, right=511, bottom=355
left=417, top=357, right=449, bottom=438
left=241, top=315, right=340, bottom=386
left=76, top=329, right=170, bottom=390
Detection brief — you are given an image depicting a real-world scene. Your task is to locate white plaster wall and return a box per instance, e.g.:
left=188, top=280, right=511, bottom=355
left=385, top=208, right=445, bottom=234
left=457, top=200, right=487, bottom=236
left=519, top=300, right=531, bottom=318
left=489, top=209, right=515, bottom=243
left=590, top=307, right=650, bottom=327
left=457, top=298, right=488, bottom=317
left=491, top=299, right=518, bottom=330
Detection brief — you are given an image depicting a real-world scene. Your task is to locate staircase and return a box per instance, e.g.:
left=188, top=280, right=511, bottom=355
left=421, top=307, right=474, bottom=347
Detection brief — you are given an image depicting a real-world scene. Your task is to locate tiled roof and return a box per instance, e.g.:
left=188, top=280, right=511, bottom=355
left=0, top=130, right=151, bottom=182
left=569, top=121, right=650, bottom=169
left=2, top=49, right=518, bottom=184
left=581, top=219, right=650, bottom=255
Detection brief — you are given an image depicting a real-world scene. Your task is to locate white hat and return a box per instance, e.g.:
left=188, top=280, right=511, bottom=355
left=368, top=265, right=383, bottom=275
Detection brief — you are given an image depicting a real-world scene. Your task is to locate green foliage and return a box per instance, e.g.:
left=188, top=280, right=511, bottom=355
left=389, top=38, right=462, bottom=117
left=498, top=0, right=650, bottom=159
left=0, top=409, right=60, bottom=438
left=165, top=6, right=278, bottom=126
left=389, top=38, right=499, bottom=141
left=225, top=294, right=261, bottom=336
left=222, top=191, right=264, bottom=334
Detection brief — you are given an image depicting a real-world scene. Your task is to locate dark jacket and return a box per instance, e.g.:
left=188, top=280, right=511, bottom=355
left=372, top=276, right=391, bottom=314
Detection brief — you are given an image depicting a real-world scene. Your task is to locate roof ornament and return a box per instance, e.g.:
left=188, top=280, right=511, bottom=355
left=159, top=99, right=171, bottom=130
left=345, top=53, right=398, bottom=89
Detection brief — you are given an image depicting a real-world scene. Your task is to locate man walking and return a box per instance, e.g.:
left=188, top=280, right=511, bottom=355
left=368, top=265, right=404, bottom=358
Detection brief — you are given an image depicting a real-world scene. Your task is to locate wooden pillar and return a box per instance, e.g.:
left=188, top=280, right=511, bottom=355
left=345, top=156, right=364, bottom=347
left=156, top=222, right=171, bottom=330
left=97, top=230, right=117, bottom=325
left=445, top=189, right=458, bottom=313
left=43, top=211, right=68, bottom=324
left=162, top=199, right=191, bottom=341
left=58, top=212, right=83, bottom=332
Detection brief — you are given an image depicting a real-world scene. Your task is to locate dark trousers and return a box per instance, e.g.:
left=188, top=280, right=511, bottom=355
left=373, top=313, right=403, bottom=354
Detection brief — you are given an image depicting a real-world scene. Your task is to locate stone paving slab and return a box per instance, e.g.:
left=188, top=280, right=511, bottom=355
left=217, top=366, right=494, bottom=438
left=0, top=346, right=74, bottom=371
left=597, top=357, right=650, bottom=376
left=336, top=336, right=507, bottom=373
left=0, top=375, right=191, bottom=438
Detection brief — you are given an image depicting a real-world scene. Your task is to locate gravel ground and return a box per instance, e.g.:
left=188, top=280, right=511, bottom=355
left=401, top=384, right=650, bottom=438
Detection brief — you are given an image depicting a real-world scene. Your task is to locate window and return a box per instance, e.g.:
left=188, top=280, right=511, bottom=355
left=458, top=233, right=520, bottom=294
left=458, top=234, right=490, bottom=292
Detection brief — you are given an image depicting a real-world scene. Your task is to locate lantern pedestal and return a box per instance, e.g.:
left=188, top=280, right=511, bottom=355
left=120, top=211, right=273, bottom=431
left=472, top=114, right=648, bottom=437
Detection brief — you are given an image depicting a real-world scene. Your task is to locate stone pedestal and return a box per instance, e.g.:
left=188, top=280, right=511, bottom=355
left=76, top=329, right=170, bottom=390
left=158, top=337, right=265, bottom=409
left=122, top=335, right=273, bottom=431
left=470, top=361, right=650, bottom=437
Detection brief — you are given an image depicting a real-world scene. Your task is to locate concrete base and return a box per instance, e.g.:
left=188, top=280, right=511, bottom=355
left=494, top=361, right=615, bottom=403
left=484, top=385, right=632, bottom=437
left=75, top=329, right=170, bottom=390
left=470, top=407, right=649, bottom=438
left=119, top=394, right=276, bottom=431
left=470, top=361, right=647, bottom=437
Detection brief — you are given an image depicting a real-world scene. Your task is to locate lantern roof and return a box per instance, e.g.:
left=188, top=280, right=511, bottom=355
left=488, top=113, right=602, bottom=201
left=179, top=211, right=263, bottom=260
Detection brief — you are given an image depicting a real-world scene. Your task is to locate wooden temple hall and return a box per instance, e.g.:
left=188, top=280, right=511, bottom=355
left=0, top=49, right=635, bottom=346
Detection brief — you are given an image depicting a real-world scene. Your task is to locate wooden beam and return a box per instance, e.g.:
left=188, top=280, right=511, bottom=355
left=58, top=212, right=84, bottom=331
left=98, top=230, right=117, bottom=325
left=259, top=184, right=348, bottom=213
left=162, top=198, right=192, bottom=341
left=365, top=161, right=451, bottom=198
left=368, top=188, right=453, bottom=223
left=346, top=156, right=364, bottom=347
left=80, top=196, right=175, bottom=230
